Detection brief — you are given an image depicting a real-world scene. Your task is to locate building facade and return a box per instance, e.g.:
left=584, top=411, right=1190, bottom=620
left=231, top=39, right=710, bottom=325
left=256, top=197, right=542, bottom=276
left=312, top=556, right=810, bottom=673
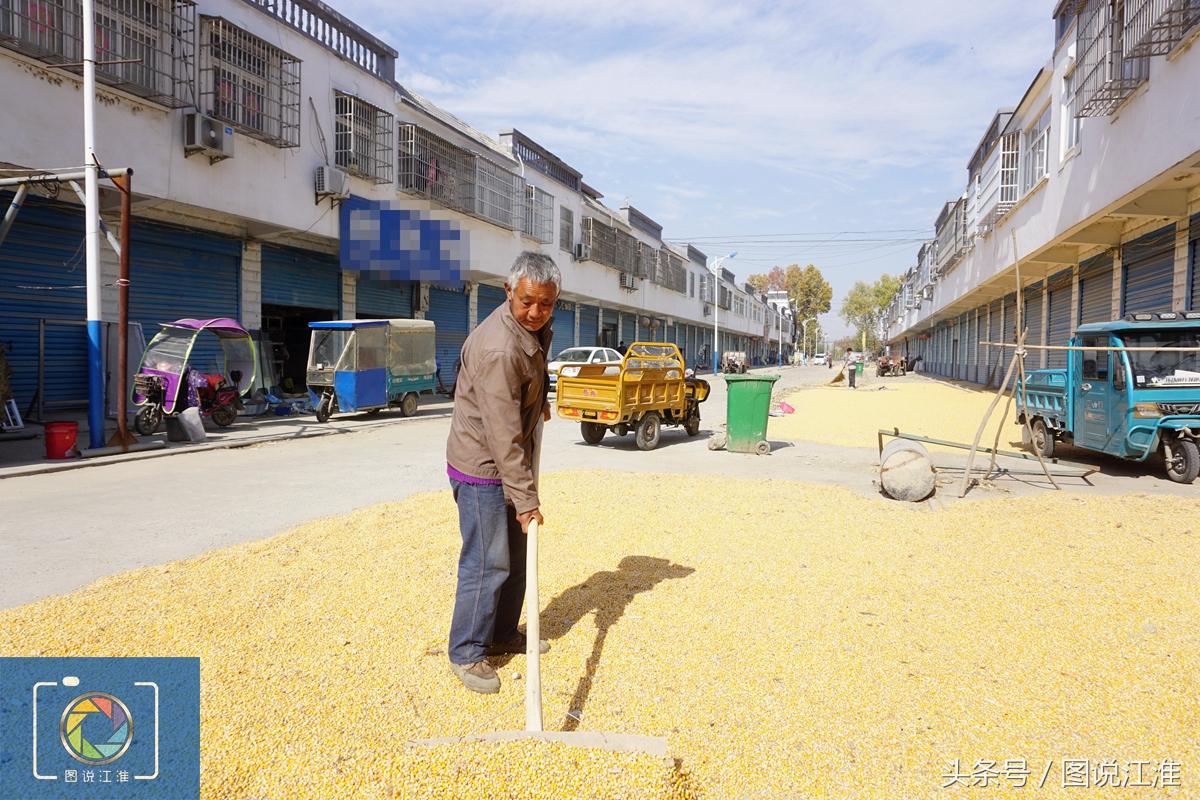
left=885, top=0, right=1200, bottom=385
left=0, top=0, right=793, bottom=414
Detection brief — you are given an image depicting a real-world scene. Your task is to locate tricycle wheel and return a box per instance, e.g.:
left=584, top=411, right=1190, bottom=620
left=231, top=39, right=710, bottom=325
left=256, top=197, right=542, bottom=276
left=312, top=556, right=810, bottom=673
left=400, top=392, right=419, bottom=417
left=581, top=421, right=606, bottom=445
left=1030, top=418, right=1055, bottom=459
left=134, top=405, right=162, bottom=436
left=684, top=408, right=701, bottom=437
left=1164, top=439, right=1199, bottom=484
left=635, top=412, right=661, bottom=451
left=211, top=404, right=237, bottom=428
left=315, top=392, right=334, bottom=423
left=754, top=440, right=772, bottom=456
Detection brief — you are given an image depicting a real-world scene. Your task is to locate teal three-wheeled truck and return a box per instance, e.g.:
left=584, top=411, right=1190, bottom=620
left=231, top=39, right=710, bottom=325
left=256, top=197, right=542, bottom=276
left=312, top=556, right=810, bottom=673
left=1017, top=312, right=1200, bottom=483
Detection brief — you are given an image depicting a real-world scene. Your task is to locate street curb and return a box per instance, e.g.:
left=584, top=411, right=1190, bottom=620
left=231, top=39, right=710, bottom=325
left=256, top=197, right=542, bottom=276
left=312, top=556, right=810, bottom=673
left=0, top=411, right=452, bottom=480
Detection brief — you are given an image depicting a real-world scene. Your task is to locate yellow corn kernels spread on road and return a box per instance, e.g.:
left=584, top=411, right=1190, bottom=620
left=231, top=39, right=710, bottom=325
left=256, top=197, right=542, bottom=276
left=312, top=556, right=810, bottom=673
left=2, top=472, right=1196, bottom=798
left=770, top=380, right=1016, bottom=452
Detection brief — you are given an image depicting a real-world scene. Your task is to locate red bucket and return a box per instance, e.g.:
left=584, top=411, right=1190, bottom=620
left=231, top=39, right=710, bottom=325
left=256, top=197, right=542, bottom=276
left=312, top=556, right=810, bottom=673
left=44, top=421, right=79, bottom=459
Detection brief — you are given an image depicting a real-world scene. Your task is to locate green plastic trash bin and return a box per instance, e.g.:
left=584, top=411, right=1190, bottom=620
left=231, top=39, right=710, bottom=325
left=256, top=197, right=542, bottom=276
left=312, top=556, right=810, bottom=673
left=723, top=373, right=780, bottom=455
left=856, top=361, right=864, bottom=376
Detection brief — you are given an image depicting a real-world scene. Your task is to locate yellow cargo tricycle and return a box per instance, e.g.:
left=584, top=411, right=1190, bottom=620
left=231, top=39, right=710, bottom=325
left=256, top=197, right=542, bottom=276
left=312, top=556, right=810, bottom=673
left=555, top=342, right=710, bottom=450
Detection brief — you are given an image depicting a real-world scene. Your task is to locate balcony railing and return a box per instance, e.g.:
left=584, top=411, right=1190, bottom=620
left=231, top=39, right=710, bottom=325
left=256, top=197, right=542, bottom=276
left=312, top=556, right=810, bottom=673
left=199, top=16, right=301, bottom=147
left=0, top=0, right=196, bottom=107
left=1124, top=0, right=1200, bottom=57
left=242, top=0, right=396, bottom=83
left=580, top=217, right=637, bottom=274
left=398, top=123, right=476, bottom=215
left=1077, top=0, right=1149, bottom=116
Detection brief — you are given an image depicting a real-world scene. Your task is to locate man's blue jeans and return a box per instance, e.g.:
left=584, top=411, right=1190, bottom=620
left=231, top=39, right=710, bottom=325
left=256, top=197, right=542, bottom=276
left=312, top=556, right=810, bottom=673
left=448, top=479, right=527, bottom=665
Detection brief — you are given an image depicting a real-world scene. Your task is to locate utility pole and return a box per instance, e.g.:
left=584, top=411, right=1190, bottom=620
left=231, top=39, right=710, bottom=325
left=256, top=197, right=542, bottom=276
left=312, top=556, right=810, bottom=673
left=83, top=0, right=104, bottom=449
left=710, top=252, right=736, bottom=374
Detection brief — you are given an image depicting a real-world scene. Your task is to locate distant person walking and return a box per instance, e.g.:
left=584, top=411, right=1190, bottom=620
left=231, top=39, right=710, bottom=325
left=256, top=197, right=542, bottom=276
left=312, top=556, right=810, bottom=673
left=845, top=347, right=858, bottom=389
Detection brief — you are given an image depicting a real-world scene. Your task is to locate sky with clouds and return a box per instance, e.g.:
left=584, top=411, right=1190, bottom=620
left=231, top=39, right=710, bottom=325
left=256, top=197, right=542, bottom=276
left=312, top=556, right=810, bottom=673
left=342, top=0, right=1054, bottom=336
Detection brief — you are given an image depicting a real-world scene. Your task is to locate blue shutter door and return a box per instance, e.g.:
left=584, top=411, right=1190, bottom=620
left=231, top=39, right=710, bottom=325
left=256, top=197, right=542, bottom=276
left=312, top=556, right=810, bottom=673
left=985, top=300, right=1000, bottom=381
left=966, top=311, right=978, bottom=382
left=578, top=305, right=599, bottom=347
left=551, top=301, right=575, bottom=355
left=1191, top=213, right=1200, bottom=310
left=620, top=312, right=635, bottom=344
left=0, top=195, right=87, bottom=410
left=1002, top=295, right=1016, bottom=368
left=356, top=278, right=413, bottom=318
left=1023, top=281, right=1044, bottom=355
left=1121, top=224, right=1175, bottom=314
left=476, top=284, right=507, bottom=324
left=427, top=286, right=468, bottom=388
left=1079, top=252, right=1113, bottom=324
left=1047, top=269, right=1073, bottom=369
left=262, top=245, right=339, bottom=310
left=129, top=221, right=241, bottom=376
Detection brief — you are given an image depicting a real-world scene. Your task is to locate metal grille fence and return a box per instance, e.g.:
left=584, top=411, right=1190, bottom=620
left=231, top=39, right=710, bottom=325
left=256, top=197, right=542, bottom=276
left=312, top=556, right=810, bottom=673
left=1124, top=0, right=1200, bottom=57
left=0, top=0, right=195, bottom=107
left=657, top=247, right=687, bottom=294
left=397, top=123, right=475, bottom=215
left=199, top=16, right=300, bottom=147
left=522, top=185, right=554, bottom=243
left=1077, top=0, right=1149, bottom=117
left=474, top=157, right=523, bottom=230
left=334, top=92, right=392, bottom=183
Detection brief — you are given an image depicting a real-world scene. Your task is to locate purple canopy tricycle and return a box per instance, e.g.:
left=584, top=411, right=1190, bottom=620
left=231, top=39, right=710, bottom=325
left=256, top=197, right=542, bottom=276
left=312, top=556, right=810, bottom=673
left=131, top=318, right=256, bottom=435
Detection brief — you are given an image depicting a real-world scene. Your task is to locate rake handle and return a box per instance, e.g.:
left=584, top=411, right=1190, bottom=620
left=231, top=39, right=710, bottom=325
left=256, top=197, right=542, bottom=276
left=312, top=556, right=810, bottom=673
left=525, top=518, right=542, bottom=732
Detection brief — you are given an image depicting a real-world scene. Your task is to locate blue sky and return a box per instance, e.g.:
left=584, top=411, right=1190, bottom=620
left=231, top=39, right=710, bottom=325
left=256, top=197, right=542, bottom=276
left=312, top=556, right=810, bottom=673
left=341, top=0, right=1053, bottom=336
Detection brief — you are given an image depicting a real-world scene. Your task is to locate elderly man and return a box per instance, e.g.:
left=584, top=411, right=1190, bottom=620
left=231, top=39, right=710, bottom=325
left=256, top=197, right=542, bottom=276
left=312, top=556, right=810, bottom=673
left=445, top=251, right=559, bottom=694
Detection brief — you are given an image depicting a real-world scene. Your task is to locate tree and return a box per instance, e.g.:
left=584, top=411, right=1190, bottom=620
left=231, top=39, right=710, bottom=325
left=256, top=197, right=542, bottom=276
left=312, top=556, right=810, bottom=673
left=746, top=266, right=786, bottom=293
left=840, top=274, right=902, bottom=352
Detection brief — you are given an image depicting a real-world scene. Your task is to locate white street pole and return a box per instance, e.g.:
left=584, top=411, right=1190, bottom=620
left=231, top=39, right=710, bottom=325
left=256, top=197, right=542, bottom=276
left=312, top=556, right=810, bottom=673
left=710, top=252, right=736, bottom=374
left=83, top=0, right=104, bottom=450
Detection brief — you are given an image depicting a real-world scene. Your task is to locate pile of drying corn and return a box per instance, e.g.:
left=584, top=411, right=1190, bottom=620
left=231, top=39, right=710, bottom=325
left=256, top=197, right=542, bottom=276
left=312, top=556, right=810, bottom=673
left=770, top=379, right=1016, bottom=452
left=3, top=472, right=1198, bottom=798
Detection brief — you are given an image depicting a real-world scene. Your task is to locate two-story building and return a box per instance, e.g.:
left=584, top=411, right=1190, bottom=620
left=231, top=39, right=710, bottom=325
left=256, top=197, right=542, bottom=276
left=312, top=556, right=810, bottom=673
left=883, top=0, right=1200, bottom=385
left=0, top=0, right=792, bottom=416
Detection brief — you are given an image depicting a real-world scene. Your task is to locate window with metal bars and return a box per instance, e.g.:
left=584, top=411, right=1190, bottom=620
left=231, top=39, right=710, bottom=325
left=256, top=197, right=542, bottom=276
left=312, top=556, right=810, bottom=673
left=1022, top=105, right=1051, bottom=195
left=559, top=206, right=573, bottom=251
left=397, top=123, right=475, bottom=215
left=522, top=186, right=554, bottom=243
left=474, top=158, right=524, bottom=230
left=1123, top=0, right=1200, bottom=58
left=0, top=0, right=195, bottom=107
left=334, top=92, right=393, bottom=183
left=200, top=16, right=300, bottom=147
left=1076, top=0, right=1149, bottom=117
left=998, top=131, right=1021, bottom=209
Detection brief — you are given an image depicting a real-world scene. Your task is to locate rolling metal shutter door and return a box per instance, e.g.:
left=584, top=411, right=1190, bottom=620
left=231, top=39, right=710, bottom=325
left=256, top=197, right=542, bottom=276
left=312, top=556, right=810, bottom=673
left=356, top=278, right=412, bottom=318
left=620, top=312, right=636, bottom=343
left=475, top=284, right=507, bottom=324
left=964, top=309, right=974, bottom=381
left=578, top=305, right=599, bottom=347
left=427, top=286, right=468, bottom=388
left=551, top=301, right=575, bottom=354
left=0, top=194, right=87, bottom=410
left=262, top=245, right=339, bottom=310
left=959, top=313, right=969, bottom=380
left=1046, top=270, right=1072, bottom=369
left=1023, top=281, right=1044, bottom=352
left=1002, top=295, right=1016, bottom=368
left=1079, top=253, right=1113, bottom=324
left=986, top=300, right=1000, bottom=380
left=129, top=221, right=241, bottom=376
left=602, top=308, right=618, bottom=344
left=1191, top=213, right=1200, bottom=310
left=1121, top=225, right=1175, bottom=314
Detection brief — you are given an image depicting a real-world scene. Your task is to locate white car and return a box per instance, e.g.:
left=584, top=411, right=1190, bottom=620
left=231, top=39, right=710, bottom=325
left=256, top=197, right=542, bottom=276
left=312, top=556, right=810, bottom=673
left=812, top=353, right=827, bottom=366
left=548, top=346, right=623, bottom=390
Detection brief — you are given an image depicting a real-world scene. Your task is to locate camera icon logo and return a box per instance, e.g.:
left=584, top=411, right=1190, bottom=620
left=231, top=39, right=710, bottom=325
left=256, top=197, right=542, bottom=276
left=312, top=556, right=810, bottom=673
left=58, top=691, right=133, bottom=766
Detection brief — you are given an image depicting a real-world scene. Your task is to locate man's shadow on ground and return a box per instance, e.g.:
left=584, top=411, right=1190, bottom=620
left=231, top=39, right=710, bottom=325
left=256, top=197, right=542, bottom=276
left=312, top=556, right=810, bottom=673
left=499, top=555, right=695, bottom=731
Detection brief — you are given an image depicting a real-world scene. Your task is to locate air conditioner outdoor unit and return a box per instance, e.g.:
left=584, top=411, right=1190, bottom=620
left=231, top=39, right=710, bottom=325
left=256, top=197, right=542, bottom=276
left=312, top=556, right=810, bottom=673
left=703, top=304, right=712, bottom=317
left=315, top=165, right=351, bottom=200
left=922, top=285, right=935, bottom=300
left=573, top=242, right=591, bottom=261
left=619, top=271, right=637, bottom=291
left=183, top=113, right=234, bottom=162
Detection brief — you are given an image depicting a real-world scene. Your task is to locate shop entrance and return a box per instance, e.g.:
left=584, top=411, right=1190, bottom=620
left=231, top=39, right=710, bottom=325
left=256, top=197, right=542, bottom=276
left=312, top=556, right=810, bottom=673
left=262, top=304, right=335, bottom=393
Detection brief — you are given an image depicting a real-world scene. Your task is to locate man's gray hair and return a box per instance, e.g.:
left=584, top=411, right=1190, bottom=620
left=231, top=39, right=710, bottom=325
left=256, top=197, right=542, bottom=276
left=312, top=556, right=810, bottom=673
left=509, top=251, right=562, bottom=290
